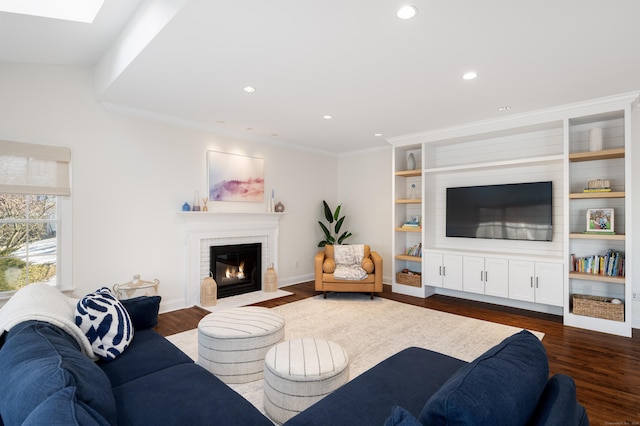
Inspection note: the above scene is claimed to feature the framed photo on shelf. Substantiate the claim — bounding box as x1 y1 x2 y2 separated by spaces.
586 208 614 233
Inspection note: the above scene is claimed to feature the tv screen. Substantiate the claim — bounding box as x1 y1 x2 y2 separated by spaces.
446 181 553 241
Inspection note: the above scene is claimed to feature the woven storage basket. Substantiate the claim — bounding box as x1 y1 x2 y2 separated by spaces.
572 294 624 322
113 275 159 300
396 272 421 288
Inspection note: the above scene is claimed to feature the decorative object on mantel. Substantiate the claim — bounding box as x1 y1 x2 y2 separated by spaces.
274 202 285 212
264 264 278 292
407 152 416 170
207 150 264 202
267 189 275 212
200 274 217 306
113 275 160 300
182 202 191 211
192 190 201 211
585 208 614 234
318 200 352 247
589 127 603 152
202 197 208 211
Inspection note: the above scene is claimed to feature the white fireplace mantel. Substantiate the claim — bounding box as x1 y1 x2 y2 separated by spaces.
178 212 283 306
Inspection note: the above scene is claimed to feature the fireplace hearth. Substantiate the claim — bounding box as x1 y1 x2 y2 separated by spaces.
210 243 262 298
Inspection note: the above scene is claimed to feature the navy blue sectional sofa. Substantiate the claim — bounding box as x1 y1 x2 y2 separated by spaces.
285 330 589 426
0 295 588 426
0 296 271 426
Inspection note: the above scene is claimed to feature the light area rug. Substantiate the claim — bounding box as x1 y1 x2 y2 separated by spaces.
167 293 544 417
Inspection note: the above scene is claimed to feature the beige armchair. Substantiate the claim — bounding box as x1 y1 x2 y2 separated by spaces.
314 245 383 299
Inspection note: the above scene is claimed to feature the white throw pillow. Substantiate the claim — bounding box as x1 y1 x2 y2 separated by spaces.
75 287 134 360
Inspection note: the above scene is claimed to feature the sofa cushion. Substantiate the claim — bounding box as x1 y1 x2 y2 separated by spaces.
419 330 548 426
362 257 374 273
111 362 273 425
22 386 111 426
98 328 193 387
0 321 116 425
322 257 336 273
76 287 134 360
121 295 161 330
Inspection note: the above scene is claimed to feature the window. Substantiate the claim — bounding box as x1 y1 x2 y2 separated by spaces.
0 140 71 296
0 194 59 291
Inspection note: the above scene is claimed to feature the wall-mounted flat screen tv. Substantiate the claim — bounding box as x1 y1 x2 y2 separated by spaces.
446 181 553 241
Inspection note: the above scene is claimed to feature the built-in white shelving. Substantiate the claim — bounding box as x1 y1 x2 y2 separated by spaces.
388 93 639 336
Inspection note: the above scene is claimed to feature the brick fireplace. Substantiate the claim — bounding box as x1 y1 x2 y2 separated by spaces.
179 212 282 306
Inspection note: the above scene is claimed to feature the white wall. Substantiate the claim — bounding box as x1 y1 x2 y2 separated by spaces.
337 147 392 284
0 63 338 311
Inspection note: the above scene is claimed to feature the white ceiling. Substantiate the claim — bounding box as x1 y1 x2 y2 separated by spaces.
2 0 640 154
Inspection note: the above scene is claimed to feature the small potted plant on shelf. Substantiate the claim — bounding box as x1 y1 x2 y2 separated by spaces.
318 200 352 247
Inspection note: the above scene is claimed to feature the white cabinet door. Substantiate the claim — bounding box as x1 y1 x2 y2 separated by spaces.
484 257 509 298
509 260 535 303
424 252 444 287
509 260 563 306
463 256 485 294
464 256 508 297
535 262 564 307
442 254 463 291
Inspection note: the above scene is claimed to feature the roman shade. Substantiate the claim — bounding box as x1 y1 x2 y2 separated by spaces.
0 140 71 196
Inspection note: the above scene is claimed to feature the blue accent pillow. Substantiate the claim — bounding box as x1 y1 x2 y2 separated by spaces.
384 406 423 426
419 330 549 426
76 287 134 361
0 321 116 425
121 295 161 330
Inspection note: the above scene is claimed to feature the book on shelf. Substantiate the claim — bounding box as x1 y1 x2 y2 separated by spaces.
582 188 612 193
570 250 624 277
401 216 421 229
405 243 422 257
401 222 421 229
583 178 611 192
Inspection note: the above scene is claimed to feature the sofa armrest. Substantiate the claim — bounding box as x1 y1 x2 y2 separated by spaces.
371 251 383 288
528 374 589 426
315 250 326 291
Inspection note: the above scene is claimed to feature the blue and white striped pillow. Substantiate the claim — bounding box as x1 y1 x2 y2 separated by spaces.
75 287 134 361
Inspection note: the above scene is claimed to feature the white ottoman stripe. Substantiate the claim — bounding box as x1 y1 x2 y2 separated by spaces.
263 338 349 424
197 307 285 384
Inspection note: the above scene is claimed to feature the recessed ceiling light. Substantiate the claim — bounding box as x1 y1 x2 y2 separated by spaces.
243 86 256 93
374 133 383 137
323 115 333 120
397 5 418 19
462 72 478 80
498 106 512 111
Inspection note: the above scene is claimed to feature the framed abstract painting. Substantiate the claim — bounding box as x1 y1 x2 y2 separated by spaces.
207 151 264 202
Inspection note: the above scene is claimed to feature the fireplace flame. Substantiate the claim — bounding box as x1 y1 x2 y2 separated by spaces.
224 262 246 280
237 262 245 279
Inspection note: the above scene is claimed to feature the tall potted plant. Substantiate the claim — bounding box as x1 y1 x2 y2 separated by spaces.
318 200 352 247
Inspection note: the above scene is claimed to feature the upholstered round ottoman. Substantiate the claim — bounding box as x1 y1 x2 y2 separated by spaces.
263 338 349 424
197 306 285 384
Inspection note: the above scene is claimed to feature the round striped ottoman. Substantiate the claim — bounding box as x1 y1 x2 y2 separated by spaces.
197 306 285 384
263 338 349 424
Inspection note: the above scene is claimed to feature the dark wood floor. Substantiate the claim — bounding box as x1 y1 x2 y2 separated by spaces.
156 282 640 425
